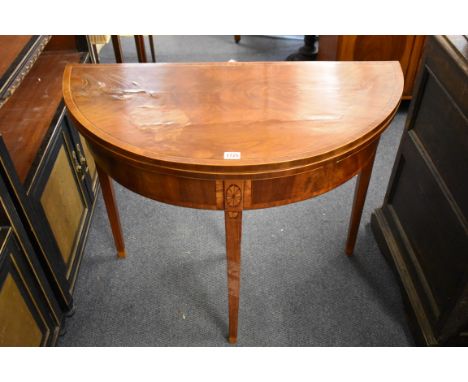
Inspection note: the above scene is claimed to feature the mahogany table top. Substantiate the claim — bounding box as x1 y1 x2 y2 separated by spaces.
63 61 403 177
63 60 404 343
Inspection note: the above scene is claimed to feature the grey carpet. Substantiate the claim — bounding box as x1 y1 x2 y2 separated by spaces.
58 36 413 346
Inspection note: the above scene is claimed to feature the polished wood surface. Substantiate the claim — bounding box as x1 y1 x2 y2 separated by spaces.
64 62 402 177
0 51 83 182
335 36 426 99
0 36 33 80
64 61 403 343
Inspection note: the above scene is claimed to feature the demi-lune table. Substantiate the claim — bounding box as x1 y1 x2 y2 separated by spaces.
63 61 403 343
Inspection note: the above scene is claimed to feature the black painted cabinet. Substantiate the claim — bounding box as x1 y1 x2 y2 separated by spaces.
372 35 468 346
25 108 96 294
0 36 98 345
0 175 62 346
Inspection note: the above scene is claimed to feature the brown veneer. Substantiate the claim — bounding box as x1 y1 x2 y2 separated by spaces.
0 51 83 182
63 61 403 343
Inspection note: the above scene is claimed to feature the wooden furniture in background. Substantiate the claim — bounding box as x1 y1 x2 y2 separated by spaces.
0 35 98 344
63 61 403 343
109 35 156 63
318 35 426 99
371 35 468 346
111 36 123 63
286 35 318 61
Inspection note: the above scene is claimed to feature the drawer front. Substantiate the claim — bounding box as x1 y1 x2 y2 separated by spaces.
387 133 468 324
409 45 468 217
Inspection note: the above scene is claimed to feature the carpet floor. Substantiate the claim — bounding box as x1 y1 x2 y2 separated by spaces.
58 36 413 346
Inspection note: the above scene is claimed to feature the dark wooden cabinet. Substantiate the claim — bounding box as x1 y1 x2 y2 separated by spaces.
371 35 468 345
26 108 96 291
318 35 426 99
0 35 98 344
0 175 61 346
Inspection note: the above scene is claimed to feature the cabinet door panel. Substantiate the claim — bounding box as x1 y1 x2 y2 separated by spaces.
40 145 87 271
27 108 93 294
0 228 51 346
0 273 43 346
388 134 468 322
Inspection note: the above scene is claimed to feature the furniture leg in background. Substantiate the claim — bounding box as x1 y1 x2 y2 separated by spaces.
148 35 156 62
110 35 156 63
111 35 123 63
286 35 318 61
134 35 147 63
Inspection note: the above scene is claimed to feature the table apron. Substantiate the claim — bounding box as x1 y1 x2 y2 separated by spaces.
87 139 378 211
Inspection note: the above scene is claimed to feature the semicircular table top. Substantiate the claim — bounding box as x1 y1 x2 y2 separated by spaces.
63 61 403 175
62 61 404 344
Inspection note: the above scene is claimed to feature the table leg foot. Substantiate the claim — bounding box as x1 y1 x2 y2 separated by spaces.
96 165 126 259
345 144 378 256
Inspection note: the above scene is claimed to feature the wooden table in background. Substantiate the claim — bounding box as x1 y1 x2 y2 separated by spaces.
63 61 403 343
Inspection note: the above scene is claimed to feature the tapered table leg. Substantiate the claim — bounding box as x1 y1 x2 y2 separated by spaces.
345 144 378 256
223 181 244 343
225 210 242 343
96 165 126 258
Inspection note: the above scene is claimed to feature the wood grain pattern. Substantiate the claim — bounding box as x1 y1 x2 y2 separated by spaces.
64 61 403 342
64 62 402 177
0 51 83 182
0 36 33 81
334 35 426 99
